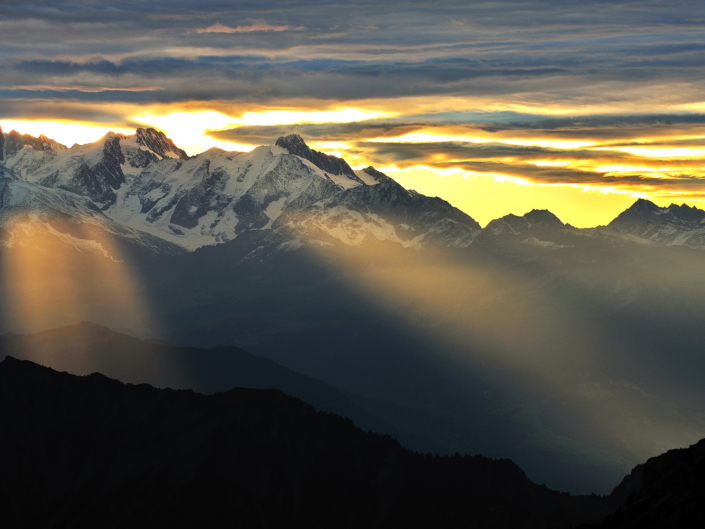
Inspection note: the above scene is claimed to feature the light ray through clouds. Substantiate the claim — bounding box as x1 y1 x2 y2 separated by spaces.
3 1 705 224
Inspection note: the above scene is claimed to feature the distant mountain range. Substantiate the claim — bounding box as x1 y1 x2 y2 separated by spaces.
3 125 704 256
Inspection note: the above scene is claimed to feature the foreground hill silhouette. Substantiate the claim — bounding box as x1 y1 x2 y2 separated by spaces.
0 321 440 453
598 439 705 528
0 357 616 528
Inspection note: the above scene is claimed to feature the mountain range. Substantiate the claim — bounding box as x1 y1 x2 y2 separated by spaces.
3 125 704 256
3 125 705 496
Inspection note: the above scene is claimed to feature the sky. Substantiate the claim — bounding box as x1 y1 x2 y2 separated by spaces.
3 0 705 226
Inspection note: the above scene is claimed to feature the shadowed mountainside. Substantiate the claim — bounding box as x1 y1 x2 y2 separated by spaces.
0 356 618 529
598 439 705 528
0 321 439 454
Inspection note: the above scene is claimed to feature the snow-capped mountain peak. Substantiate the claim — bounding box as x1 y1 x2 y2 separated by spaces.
2 128 483 252
134 128 188 160
282 171 482 248
275 133 364 183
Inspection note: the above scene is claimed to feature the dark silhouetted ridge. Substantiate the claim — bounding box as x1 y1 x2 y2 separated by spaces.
0 357 616 529
477 208 569 244
608 199 705 235
599 439 705 528
0 321 422 450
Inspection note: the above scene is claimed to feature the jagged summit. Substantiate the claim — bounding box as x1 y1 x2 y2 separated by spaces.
275 133 308 152
10 125 705 253
666 202 705 223
609 198 660 226
360 166 390 184
609 198 705 229
1 127 67 161
135 127 188 160
275 133 359 179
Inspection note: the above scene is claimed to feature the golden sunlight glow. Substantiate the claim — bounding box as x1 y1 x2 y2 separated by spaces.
390 167 647 228
369 133 496 144
502 139 596 149
6 106 705 225
133 108 387 156
132 111 254 155
0 120 134 148
0 215 157 336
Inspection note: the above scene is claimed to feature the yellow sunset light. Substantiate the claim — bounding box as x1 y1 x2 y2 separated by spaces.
133 108 386 156
132 111 253 155
369 133 495 144
0 120 134 148
501 139 596 149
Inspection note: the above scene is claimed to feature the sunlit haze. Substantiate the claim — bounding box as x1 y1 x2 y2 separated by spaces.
5 1 705 507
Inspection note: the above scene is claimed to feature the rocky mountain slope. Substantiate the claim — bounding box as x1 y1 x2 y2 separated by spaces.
1 127 483 251
283 167 481 248
5 125 705 253
0 165 183 256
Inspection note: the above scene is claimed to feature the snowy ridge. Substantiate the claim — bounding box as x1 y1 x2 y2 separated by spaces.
0 167 184 256
103 140 365 250
1 127 68 178
11 126 704 255
0 127 487 252
282 172 482 249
